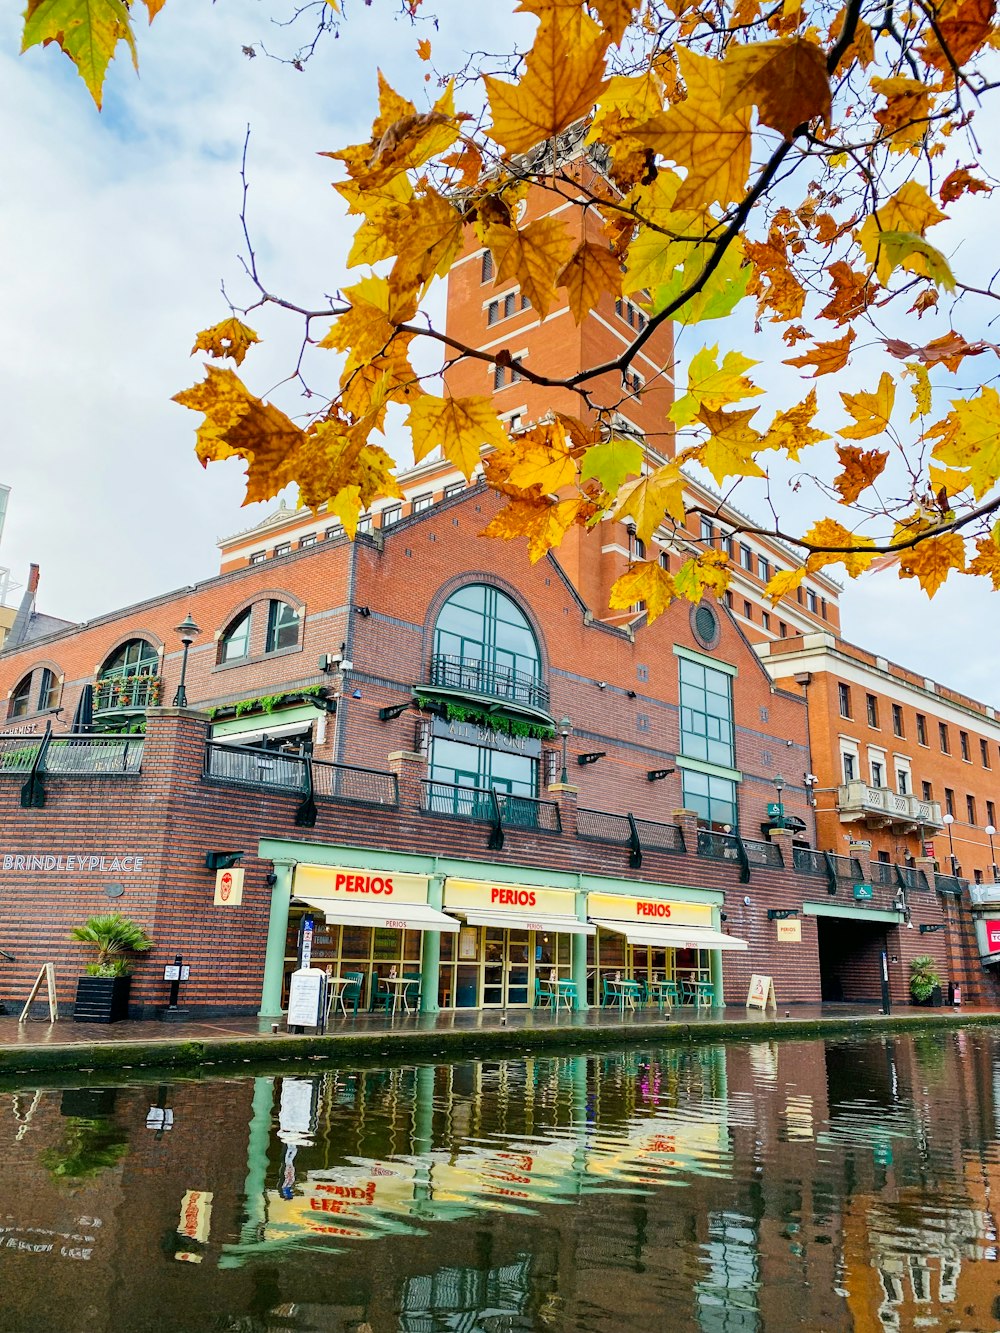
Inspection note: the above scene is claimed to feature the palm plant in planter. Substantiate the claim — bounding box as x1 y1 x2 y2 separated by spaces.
70 913 152 1024
909 955 942 1006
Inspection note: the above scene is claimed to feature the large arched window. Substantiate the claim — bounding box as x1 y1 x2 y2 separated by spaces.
8 674 31 719
431 584 543 710
266 600 300 653
96 639 160 712
219 609 252 663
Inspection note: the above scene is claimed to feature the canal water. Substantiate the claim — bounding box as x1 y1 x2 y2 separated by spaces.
3 1029 1000 1331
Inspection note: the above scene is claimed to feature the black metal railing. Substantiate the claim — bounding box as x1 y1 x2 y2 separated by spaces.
792 847 862 896
427 653 549 713
869 860 895 886
577 808 631 845
204 743 398 807
743 837 783 869
792 847 830 878
0 733 143 776
935 873 967 897
576 809 683 870
697 829 750 882
421 780 560 835
93 674 162 713
897 864 930 891
631 816 685 854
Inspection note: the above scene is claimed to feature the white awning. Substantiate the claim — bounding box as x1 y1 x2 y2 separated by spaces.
213 719 314 747
295 897 459 932
455 909 595 936
591 919 747 951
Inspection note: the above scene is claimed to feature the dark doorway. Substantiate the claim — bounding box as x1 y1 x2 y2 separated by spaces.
816 915 887 1002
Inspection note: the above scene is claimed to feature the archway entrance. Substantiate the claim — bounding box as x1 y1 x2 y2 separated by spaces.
816 915 889 1002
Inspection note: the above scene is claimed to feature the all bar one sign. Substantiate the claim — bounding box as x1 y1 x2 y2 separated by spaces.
2 852 146 873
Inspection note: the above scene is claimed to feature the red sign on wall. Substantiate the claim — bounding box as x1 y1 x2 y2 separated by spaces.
985 919 1000 954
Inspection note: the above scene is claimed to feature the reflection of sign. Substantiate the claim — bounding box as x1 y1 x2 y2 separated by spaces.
214 866 244 906
279 1078 319 1143
445 879 577 917
587 891 713 928
294 864 430 904
177 1190 212 1244
287 968 326 1028
776 919 801 943
458 925 478 960
746 974 777 1009
266 1162 418 1241
853 883 874 900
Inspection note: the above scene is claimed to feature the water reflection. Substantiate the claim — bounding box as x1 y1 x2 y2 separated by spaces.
5 1031 1000 1330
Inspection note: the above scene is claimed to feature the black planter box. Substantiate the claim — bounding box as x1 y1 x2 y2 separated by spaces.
73 976 132 1024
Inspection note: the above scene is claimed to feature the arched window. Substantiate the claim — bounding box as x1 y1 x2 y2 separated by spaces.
101 639 158 679
96 639 159 712
432 584 542 710
219 609 252 663
8 674 31 719
266 601 300 653
37 668 60 711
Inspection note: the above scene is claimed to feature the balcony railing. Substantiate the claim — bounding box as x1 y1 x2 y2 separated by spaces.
421 780 561 836
94 674 162 714
0 733 143 775
935 873 968 897
970 884 1000 907
836 782 943 831
204 743 398 807
426 653 550 714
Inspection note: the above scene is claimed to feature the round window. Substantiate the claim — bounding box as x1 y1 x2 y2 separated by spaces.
691 603 720 649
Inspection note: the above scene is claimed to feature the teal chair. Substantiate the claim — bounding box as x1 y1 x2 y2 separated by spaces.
401 972 421 1013
339 971 364 1017
371 976 394 1012
535 975 553 1008
662 980 682 1011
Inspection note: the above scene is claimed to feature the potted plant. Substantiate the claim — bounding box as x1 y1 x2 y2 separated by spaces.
70 912 152 1023
909 955 942 1007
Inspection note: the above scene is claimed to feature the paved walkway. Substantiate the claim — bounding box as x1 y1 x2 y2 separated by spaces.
1 1000 997 1079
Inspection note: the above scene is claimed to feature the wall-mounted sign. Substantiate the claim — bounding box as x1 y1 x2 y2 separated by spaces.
445 878 577 917
458 925 479 959
431 715 542 757
294 864 430 904
985 919 1000 954
776 919 801 943
1 853 145 873
849 839 872 852
214 866 244 906
853 883 874 900
587 891 713 929
0 723 40 737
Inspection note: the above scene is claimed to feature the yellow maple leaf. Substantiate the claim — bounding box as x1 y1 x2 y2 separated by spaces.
838 371 895 439
407 394 510 478
904 362 932 420
416 37 431 60
673 550 731 604
388 189 465 302
693 405 765 484
321 275 413 369
929 386 1000 500
173 366 306 505
802 517 876 577
482 496 589 562
720 37 831 140
921 0 996 71
832 444 889 503
857 182 949 284
968 533 1000 589
765 567 805 603
580 436 644 494
190 318 261 368
505 420 579 493
783 328 855 377
633 48 752 208
898 531 966 596
608 560 678 622
483 216 576 317
22 0 137 108
610 465 687 543
759 389 829 460
556 242 623 322
670 345 762 428
293 419 403 527
485 11 609 156
871 75 936 150
591 0 640 42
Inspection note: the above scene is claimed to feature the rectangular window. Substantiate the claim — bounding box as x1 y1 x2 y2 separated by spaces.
249 550 266 565
722 534 734 559
960 730 971 761
700 517 715 544
796 586 804 605
481 250 493 282
821 598 828 620
939 722 950 753
681 769 737 832
444 481 465 499
504 292 517 319
38 669 59 712
521 294 531 310
493 364 505 390
742 599 753 620
982 738 991 768
299 534 317 548
486 300 499 326
988 799 996 828
761 611 770 631
510 359 524 383
779 621 787 638
325 523 343 539
843 753 856 782
266 601 299 653
273 543 291 557
411 493 433 513
678 656 735 770
866 694 879 728
871 759 884 787
381 505 402 528
724 590 733 608
945 787 955 816
897 769 908 795
838 682 852 718
892 704 904 737
806 589 818 613
916 713 927 745
357 513 373 533
878 850 891 863
922 781 933 802
967 794 977 825
757 555 770 582
740 544 753 571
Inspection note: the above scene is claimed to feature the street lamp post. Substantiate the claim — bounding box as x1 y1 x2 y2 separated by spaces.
558 716 572 785
986 824 999 883
772 774 786 829
942 812 960 877
172 612 201 708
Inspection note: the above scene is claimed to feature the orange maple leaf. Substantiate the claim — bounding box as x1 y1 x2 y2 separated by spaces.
898 531 966 596
721 37 831 140
833 444 889 503
783 329 855 377
939 166 992 205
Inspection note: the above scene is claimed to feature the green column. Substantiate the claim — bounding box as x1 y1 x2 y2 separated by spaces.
420 875 444 1014
259 860 294 1018
710 946 724 1009
572 892 589 1010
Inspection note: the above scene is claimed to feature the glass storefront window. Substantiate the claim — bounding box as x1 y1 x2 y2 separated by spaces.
284 912 425 1010
587 929 710 1005
437 925 574 1009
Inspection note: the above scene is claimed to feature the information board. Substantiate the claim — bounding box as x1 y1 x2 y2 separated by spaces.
746 974 777 1010
287 968 327 1029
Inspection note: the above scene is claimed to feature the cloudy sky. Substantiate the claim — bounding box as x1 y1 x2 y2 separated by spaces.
2 0 998 703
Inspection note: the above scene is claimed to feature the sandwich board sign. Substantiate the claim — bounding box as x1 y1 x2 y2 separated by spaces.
746 974 777 1011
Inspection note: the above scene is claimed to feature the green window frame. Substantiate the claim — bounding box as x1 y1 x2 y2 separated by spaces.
37 668 59 711
679 656 734 770
266 601 299 654
8 674 31 719
220 609 252 663
100 638 158 681
682 769 738 832
433 584 541 701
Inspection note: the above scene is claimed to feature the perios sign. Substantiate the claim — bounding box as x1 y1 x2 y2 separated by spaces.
2 852 145 873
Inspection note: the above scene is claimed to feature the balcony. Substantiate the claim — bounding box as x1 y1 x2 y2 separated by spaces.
424 653 550 720
836 782 943 832
94 673 162 715
970 884 1000 907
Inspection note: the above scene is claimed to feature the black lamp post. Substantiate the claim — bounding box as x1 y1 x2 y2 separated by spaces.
987 824 998 882
559 716 572 785
172 612 200 708
772 774 786 829
943 812 960 876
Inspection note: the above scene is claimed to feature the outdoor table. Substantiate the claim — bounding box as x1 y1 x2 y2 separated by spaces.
606 979 641 1012
379 975 419 1015
648 979 680 1012
552 978 577 1010
324 975 354 1017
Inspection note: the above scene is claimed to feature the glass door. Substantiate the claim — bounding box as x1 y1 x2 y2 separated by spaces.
480 928 533 1007
482 928 506 1007
506 929 530 1005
